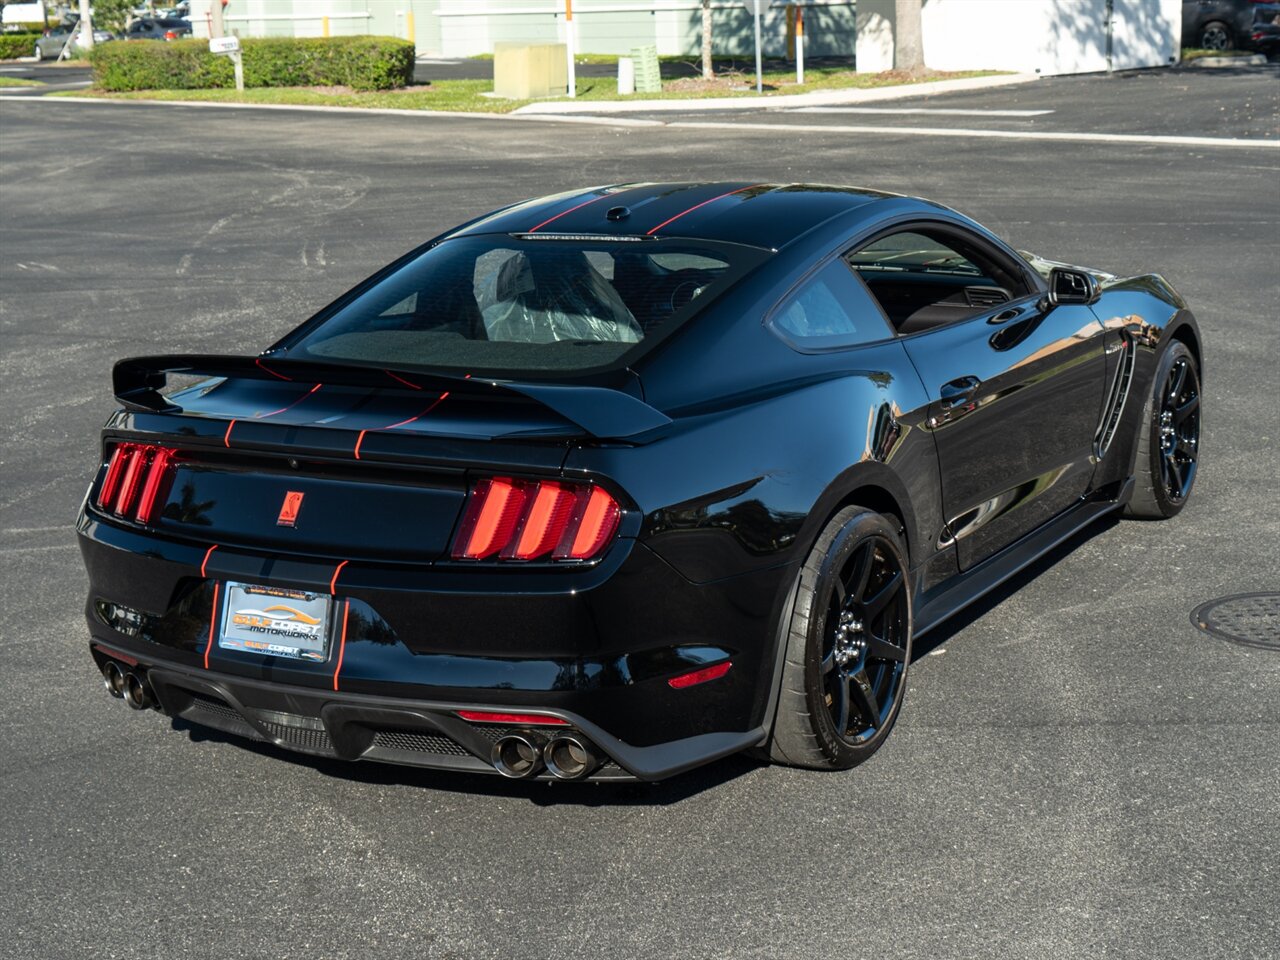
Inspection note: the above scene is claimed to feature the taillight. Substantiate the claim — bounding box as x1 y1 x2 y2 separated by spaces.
96 443 177 524
451 477 621 561
164 30 177 40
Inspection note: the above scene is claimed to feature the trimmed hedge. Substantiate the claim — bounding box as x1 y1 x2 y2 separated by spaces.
91 36 414 92
0 32 40 61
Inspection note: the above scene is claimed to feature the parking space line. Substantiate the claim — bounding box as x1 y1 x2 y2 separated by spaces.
668 120 1280 150
792 107 1054 117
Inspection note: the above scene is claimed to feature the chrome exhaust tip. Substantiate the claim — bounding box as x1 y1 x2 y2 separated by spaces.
122 671 153 711
491 734 544 779
102 661 126 699
543 735 599 781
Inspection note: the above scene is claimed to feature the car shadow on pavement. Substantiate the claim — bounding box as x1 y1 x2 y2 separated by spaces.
910 514 1120 660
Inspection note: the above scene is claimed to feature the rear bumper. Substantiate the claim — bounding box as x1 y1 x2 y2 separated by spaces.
91 645 763 781
78 509 790 780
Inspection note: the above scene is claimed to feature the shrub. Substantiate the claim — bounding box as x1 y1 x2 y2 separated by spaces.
91 36 415 93
0 32 40 61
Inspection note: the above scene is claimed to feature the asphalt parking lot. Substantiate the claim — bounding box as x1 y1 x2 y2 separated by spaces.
2 69 1278 959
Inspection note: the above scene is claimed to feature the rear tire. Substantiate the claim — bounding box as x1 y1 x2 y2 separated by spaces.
767 507 912 770
1125 341 1200 519
1199 21 1234 51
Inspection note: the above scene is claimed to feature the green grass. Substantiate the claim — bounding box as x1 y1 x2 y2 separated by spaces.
1181 47 1257 60
0 76 41 87
59 67 1005 114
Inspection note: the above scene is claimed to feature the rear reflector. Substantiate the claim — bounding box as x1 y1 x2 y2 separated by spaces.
451 477 621 562
456 710 569 726
667 661 732 689
97 443 178 525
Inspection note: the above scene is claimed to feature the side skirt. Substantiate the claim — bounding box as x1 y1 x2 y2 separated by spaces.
913 477 1134 638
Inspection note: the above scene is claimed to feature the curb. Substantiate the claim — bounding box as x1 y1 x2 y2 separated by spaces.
511 72 1036 115
0 94 664 126
1186 54 1268 68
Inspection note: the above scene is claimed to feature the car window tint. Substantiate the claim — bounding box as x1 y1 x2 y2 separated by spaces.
848 231 984 277
288 236 765 375
769 260 891 350
847 228 1030 335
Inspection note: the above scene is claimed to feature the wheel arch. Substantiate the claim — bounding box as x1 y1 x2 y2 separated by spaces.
1167 316 1203 382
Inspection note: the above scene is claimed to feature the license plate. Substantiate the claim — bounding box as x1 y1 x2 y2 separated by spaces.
218 582 332 662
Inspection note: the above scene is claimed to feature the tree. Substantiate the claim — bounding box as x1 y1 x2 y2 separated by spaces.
894 0 925 74
701 0 713 79
92 0 135 34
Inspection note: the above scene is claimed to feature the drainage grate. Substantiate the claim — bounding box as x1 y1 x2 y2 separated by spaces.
1191 593 1280 650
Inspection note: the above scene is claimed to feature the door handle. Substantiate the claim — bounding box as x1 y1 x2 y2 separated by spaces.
939 376 981 408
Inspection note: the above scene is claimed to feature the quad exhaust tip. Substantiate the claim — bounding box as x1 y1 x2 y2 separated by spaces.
543 735 599 781
102 661 126 699
491 734 544 779
122 671 153 711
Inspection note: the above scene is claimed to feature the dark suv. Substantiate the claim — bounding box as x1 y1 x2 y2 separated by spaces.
1183 0 1280 52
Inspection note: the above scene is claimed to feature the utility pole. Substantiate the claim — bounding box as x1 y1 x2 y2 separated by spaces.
77 0 94 52
211 0 226 38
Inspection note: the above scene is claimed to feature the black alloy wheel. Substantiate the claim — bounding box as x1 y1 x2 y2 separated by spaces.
1126 341 1201 519
820 536 909 745
768 507 913 770
1156 354 1200 504
1200 22 1234 51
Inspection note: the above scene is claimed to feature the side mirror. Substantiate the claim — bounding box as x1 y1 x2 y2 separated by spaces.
1048 267 1101 306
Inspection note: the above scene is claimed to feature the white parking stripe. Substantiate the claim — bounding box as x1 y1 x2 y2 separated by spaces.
793 107 1054 117
667 120 1280 150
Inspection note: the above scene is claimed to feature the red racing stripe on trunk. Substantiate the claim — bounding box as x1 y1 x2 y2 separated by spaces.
204 582 220 670
332 600 351 692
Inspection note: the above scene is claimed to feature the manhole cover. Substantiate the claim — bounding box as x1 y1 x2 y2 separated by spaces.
1191 593 1280 650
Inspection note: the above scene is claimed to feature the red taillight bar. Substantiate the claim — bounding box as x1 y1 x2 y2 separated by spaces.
96 443 177 525
456 710 569 726
451 477 621 562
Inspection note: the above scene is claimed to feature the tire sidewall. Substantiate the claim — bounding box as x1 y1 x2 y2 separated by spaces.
1142 341 1197 517
802 510 913 767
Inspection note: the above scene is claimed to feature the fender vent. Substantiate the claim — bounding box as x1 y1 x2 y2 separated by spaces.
1095 331 1136 458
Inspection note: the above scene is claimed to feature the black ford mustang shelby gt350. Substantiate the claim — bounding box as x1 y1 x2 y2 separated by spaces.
79 182 1202 781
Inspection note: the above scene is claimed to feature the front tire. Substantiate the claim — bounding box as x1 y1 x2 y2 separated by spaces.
1125 341 1200 519
767 507 912 770
32 43 43 62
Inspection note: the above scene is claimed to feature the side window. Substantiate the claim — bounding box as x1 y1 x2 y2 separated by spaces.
768 259 891 351
847 227 1032 336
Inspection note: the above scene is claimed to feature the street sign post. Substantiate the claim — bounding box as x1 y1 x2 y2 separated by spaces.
209 35 244 92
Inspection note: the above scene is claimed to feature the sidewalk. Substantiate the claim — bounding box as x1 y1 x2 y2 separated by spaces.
513 72 1036 115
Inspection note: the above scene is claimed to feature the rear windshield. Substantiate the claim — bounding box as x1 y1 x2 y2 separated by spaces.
284 235 766 376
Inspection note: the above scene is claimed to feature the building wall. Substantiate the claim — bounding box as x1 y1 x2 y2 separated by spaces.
856 0 1181 76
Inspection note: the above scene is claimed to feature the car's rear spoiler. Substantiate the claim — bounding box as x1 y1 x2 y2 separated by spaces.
112 354 672 441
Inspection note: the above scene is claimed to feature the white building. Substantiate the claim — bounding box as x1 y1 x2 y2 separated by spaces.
856 0 1182 76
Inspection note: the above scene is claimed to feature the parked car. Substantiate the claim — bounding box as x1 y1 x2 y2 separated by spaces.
81 183 1202 782
123 17 192 41
31 23 114 60
1183 0 1280 51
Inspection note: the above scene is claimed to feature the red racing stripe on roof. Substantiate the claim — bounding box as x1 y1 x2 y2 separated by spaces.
645 183 767 236
528 191 610 233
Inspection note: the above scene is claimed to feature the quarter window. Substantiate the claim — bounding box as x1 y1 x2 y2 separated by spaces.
768 260 891 351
